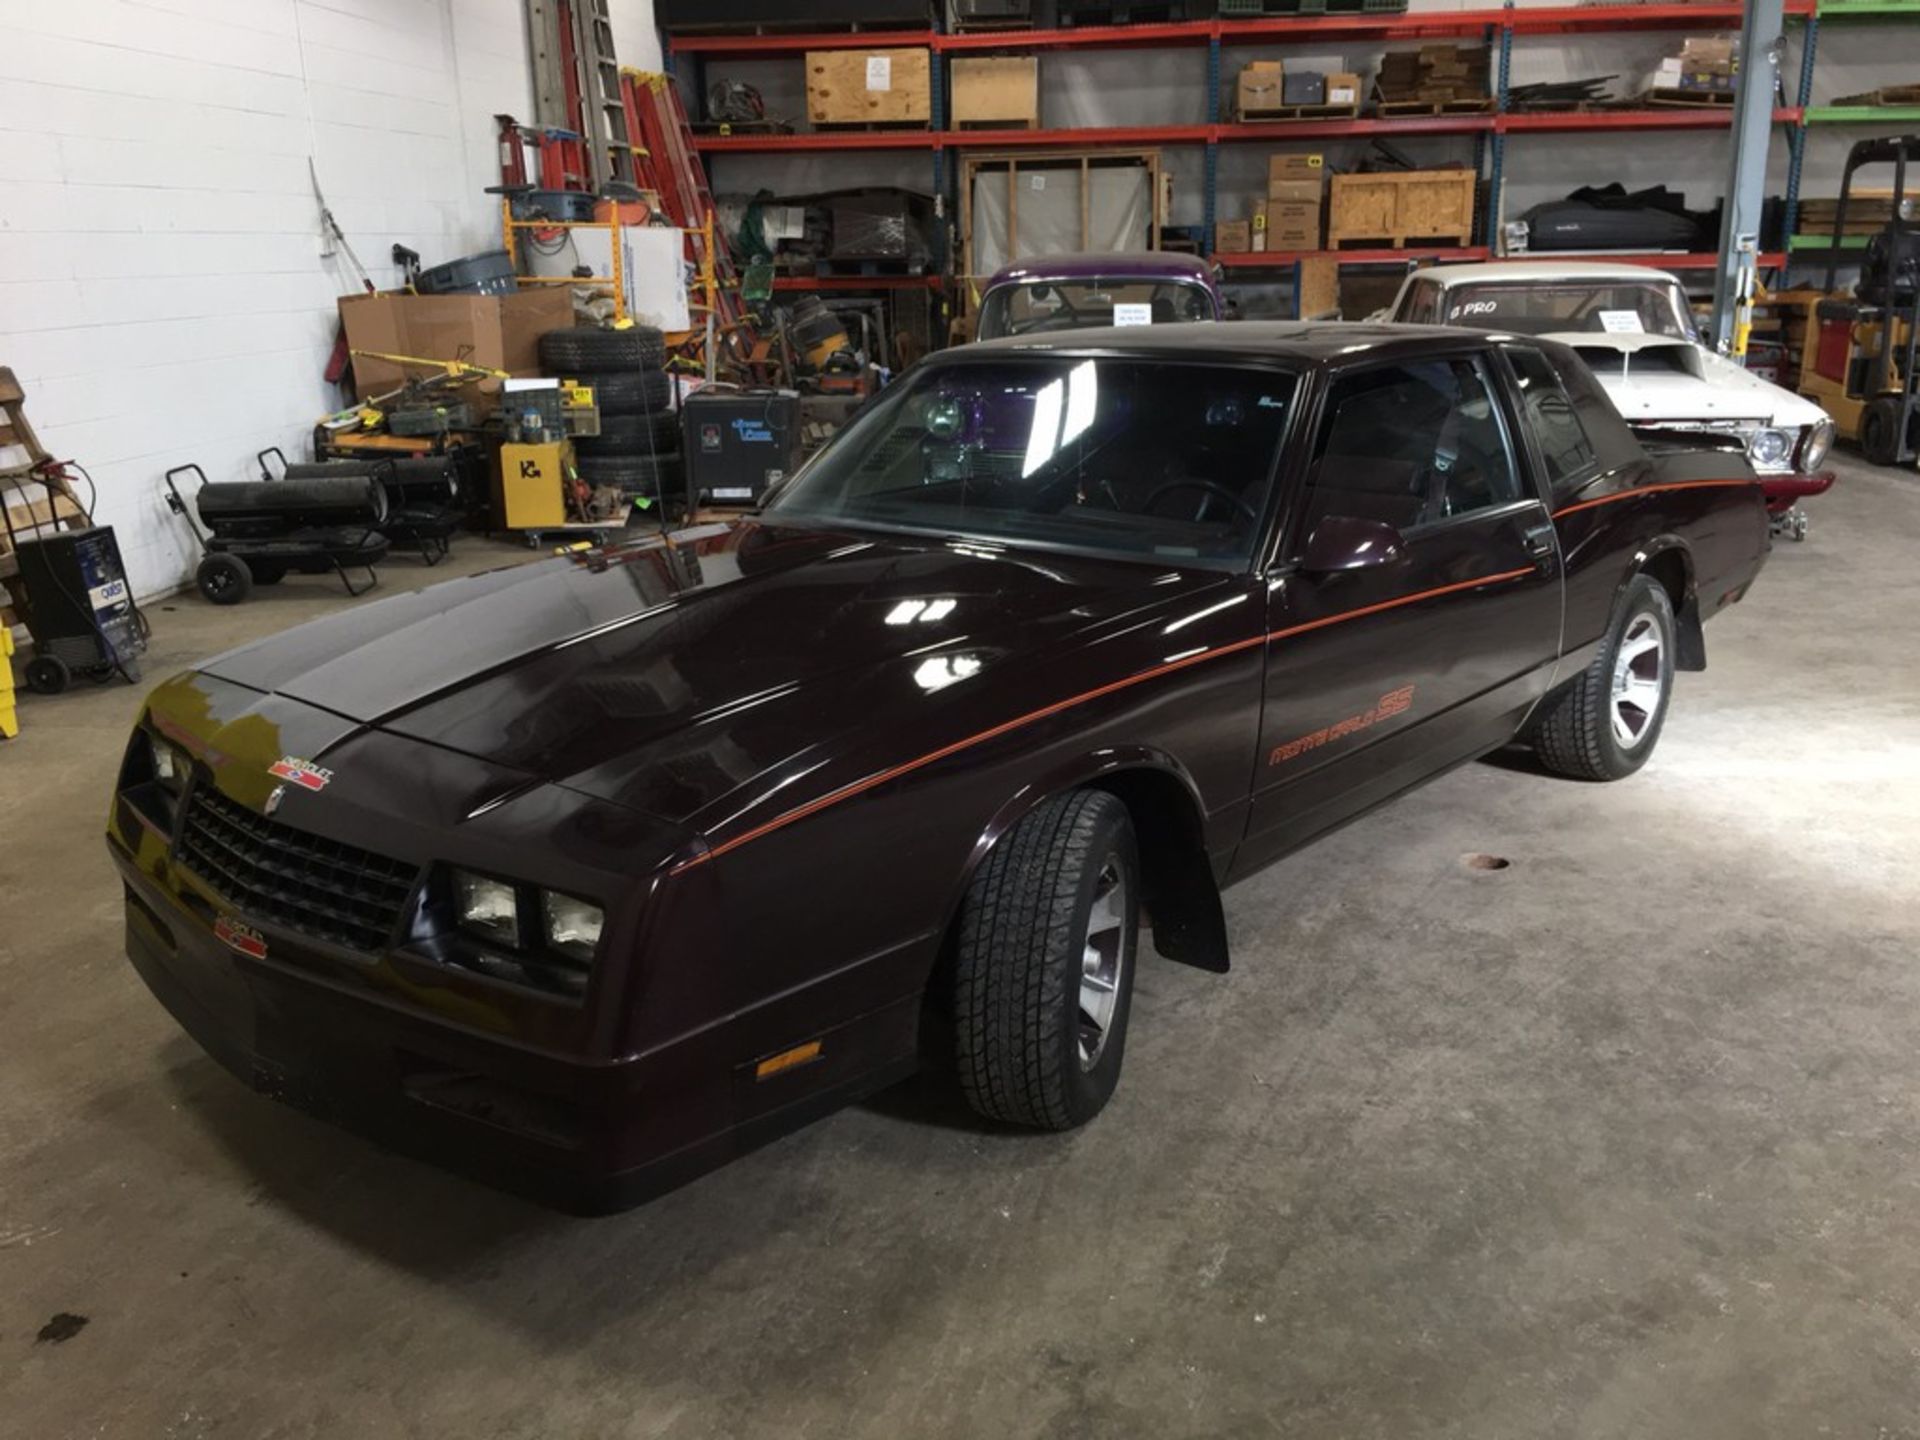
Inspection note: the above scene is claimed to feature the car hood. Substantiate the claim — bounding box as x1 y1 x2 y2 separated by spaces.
199 521 1225 826
1546 331 1828 428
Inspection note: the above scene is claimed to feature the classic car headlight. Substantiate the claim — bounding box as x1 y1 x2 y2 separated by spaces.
148 732 188 797
453 870 522 948
441 869 604 995
1799 418 1835 472
541 892 605 964
1747 427 1794 470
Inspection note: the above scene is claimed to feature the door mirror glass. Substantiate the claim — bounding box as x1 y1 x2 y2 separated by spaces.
1300 515 1405 574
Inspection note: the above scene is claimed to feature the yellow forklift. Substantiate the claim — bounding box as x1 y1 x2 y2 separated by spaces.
1788 135 1920 467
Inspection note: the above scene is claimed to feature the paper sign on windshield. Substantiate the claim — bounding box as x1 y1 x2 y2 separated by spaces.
1598 310 1644 334
1112 303 1153 326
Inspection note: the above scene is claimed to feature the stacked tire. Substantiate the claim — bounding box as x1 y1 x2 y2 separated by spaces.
538 325 681 509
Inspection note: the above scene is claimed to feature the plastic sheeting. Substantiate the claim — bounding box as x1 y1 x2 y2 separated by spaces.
969 162 1151 278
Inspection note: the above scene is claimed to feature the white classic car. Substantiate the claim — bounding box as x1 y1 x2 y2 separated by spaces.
1380 262 1836 538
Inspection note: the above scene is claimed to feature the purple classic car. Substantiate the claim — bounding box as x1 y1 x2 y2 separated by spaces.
975 251 1225 340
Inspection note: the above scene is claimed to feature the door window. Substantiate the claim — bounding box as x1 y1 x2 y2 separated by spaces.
1506 346 1598 483
1401 278 1441 324
1294 356 1523 544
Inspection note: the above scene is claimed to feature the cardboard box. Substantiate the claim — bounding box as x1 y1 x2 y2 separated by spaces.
1283 71 1326 106
951 55 1038 127
1269 152 1326 183
1325 71 1362 108
337 287 575 411
805 48 932 125
1268 178 1324 204
1237 60 1285 114
1215 219 1252 254
1681 35 1736 66
1261 201 1321 248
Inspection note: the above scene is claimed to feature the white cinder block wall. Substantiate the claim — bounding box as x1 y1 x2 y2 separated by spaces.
0 0 656 601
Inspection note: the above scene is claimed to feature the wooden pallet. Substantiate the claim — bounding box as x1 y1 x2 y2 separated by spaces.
1642 88 1734 108
1234 101 1363 123
1328 231 1473 250
1375 97 1496 117
1832 84 1920 107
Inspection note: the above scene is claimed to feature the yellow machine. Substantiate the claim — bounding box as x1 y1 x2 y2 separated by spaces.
499 440 573 529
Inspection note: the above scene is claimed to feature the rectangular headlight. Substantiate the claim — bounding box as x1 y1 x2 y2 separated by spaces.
148 733 188 794
541 892 603 964
453 870 521 949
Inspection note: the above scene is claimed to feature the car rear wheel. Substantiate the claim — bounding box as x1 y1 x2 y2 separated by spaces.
953 789 1140 1130
1530 573 1676 781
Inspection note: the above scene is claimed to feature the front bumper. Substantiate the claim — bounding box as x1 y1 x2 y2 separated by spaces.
1758 469 1836 513
112 842 917 1213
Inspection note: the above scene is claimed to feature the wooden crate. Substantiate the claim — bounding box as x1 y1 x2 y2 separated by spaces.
1328 168 1476 247
805 48 932 126
951 56 1039 128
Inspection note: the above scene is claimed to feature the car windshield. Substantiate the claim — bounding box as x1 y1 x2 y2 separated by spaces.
977 280 1215 339
763 357 1296 569
1435 280 1695 340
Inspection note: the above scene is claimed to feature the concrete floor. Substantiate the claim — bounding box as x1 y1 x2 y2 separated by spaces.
5 458 1919 1439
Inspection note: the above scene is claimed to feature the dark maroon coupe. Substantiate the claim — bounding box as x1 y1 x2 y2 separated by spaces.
110 324 1770 1211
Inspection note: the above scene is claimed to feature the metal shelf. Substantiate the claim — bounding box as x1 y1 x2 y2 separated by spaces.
667 28 934 56
1499 107 1803 132
1812 0 1920 17
666 4 1820 58
770 273 944 291
1215 114 1494 142
1804 104 1920 123
1214 247 1490 269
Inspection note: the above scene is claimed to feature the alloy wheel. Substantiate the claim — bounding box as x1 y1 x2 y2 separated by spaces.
1077 856 1132 1071
1610 612 1667 749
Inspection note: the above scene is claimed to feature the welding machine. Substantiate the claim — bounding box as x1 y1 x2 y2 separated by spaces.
13 526 146 692
681 389 801 508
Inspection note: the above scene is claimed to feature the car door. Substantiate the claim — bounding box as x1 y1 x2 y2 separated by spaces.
1232 350 1564 876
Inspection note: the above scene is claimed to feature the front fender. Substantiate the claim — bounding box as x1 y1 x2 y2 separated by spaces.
938 747 1231 976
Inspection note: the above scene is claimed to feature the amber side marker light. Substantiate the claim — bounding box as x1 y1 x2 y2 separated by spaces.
755 1041 823 1081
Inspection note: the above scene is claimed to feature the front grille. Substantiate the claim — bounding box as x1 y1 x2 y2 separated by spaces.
176 784 420 954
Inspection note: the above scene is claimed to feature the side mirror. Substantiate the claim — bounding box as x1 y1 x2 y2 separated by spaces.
1300 515 1406 574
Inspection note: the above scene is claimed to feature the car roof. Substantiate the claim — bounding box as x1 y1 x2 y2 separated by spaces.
982 251 1216 288
1412 261 1683 286
961 319 1508 366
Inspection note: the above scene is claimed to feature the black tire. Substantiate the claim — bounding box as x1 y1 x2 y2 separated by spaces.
539 325 666 375
953 789 1140 1130
245 559 287 585
1530 574 1676 781
1859 397 1905 467
25 654 70 695
196 553 253 606
575 450 683 494
574 409 680 456
580 369 673 416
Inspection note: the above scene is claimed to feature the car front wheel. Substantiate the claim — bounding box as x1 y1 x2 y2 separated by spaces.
953 789 1140 1130
1530 573 1676 781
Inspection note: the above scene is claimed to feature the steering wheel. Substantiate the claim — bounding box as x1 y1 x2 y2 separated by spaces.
1144 478 1256 525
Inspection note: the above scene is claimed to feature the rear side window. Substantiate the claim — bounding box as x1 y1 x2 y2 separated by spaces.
1507 346 1597 484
